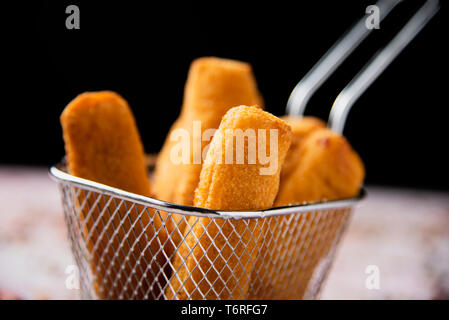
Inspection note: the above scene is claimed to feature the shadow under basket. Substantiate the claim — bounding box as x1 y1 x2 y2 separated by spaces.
50 161 365 300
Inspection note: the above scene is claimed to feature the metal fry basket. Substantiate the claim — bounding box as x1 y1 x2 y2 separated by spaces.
50 161 364 300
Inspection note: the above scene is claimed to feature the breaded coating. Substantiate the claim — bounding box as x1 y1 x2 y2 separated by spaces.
61 91 151 195
165 106 292 300
61 91 166 299
275 128 365 205
152 57 263 256
153 57 263 205
279 116 326 181
251 128 364 299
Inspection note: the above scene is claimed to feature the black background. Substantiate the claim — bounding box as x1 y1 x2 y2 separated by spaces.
2 0 448 190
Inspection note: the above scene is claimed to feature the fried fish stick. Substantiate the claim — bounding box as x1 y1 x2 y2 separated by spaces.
153 57 263 256
279 116 326 181
61 91 166 299
154 57 263 205
275 128 364 205
165 106 292 300
252 128 364 299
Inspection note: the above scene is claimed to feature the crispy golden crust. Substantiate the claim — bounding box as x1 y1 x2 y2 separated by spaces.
61 91 166 299
279 116 326 182
195 106 292 210
61 91 151 196
153 57 264 206
165 106 292 300
275 128 365 205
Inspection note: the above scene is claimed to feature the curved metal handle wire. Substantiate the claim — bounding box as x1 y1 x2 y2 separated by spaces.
329 0 439 134
286 0 401 117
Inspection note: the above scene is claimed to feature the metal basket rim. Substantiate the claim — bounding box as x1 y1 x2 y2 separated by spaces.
49 162 365 219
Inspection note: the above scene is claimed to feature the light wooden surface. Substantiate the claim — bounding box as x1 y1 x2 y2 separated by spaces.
0 167 448 299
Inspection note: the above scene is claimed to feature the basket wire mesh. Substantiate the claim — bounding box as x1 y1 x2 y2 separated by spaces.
51 163 362 300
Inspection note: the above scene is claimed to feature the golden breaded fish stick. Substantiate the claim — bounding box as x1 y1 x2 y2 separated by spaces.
61 91 166 299
154 57 263 205
165 106 292 300
275 128 364 205
153 57 263 256
279 116 326 181
251 128 364 299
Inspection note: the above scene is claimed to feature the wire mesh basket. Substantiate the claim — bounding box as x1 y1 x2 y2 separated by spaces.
50 161 364 300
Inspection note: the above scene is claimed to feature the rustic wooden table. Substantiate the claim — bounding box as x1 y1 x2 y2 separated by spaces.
1 167 448 299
